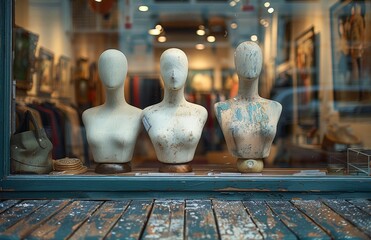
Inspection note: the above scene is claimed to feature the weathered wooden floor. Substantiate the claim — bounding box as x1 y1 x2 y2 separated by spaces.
0 199 370 239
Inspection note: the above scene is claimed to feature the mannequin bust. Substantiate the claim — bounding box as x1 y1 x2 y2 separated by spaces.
82 49 142 174
214 41 282 173
142 48 208 172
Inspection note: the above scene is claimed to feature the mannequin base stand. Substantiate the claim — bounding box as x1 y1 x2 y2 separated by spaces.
95 163 131 174
159 163 192 173
236 158 264 173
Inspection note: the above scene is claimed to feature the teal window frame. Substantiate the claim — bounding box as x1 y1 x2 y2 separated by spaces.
1 1 370 199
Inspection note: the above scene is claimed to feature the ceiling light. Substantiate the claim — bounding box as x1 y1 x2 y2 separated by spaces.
195 44 205 50
148 28 161 35
229 1 236 7
264 2 270 8
263 22 269 27
235 0 240 2
158 36 167 43
230 23 238 29
199 25 205 30
155 25 162 30
95 0 102 2
250 35 258 42
207 36 216 43
196 29 206 36
268 7 274 13
138 5 149 12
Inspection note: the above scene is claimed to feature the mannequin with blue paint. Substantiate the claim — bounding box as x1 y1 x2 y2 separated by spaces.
214 41 282 173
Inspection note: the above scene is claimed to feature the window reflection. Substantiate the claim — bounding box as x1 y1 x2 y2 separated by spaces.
13 0 371 175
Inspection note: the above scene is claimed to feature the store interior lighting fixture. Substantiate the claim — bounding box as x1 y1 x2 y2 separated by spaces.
207 35 216 43
195 44 205 50
138 5 149 12
250 35 258 41
268 7 274 13
264 2 270 8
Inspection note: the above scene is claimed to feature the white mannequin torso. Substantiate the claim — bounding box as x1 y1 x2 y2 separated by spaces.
83 104 142 163
142 48 207 164
82 49 142 164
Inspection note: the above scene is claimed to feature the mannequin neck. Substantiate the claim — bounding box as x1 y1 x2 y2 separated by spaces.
163 87 186 106
237 76 260 99
104 84 126 108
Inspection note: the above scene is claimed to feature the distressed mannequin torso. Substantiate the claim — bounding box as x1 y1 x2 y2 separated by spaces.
142 48 207 168
215 41 282 172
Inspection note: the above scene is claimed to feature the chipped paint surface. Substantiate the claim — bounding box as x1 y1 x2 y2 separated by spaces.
213 200 263 239
215 98 281 158
293 200 370 239
0 199 370 239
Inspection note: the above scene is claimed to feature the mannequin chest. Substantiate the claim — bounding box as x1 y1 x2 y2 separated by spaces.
85 114 141 149
143 112 203 147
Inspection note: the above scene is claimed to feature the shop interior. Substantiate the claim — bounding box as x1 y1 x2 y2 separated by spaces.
12 0 371 176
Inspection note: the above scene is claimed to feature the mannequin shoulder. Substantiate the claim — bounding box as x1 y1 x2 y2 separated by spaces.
267 99 282 112
142 103 161 116
214 99 234 112
187 102 208 117
82 106 102 123
123 105 142 117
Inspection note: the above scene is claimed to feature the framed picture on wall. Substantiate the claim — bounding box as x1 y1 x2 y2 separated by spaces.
221 68 238 98
37 47 54 95
295 26 319 129
13 26 39 91
186 69 214 93
330 0 371 116
55 56 71 97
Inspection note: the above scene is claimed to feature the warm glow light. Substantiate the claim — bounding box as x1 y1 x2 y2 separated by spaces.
263 22 269 27
207 36 216 43
138 5 149 12
148 28 161 35
158 36 167 42
230 23 238 29
195 44 205 50
250 35 258 42
196 29 206 36
229 1 236 7
199 25 205 30
264 2 270 8
268 7 274 13
235 0 240 2
95 0 102 2
155 24 162 30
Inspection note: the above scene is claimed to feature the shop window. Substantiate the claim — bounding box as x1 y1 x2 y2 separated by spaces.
4 0 371 182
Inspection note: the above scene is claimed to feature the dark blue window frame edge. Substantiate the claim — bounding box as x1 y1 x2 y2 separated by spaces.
1 1 371 200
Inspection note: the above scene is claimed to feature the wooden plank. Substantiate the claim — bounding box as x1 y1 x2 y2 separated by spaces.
68 200 129 240
0 200 48 231
292 200 369 239
213 200 262 239
348 199 371 215
142 200 184 240
26 200 102 240
267 200 330 239
0 200 70 239
324 199 371 237
185 200 218 240
0 200 20 214
243 201 297 240
105 200 153 240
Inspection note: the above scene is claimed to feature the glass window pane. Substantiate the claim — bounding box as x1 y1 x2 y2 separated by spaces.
12 0 371 176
